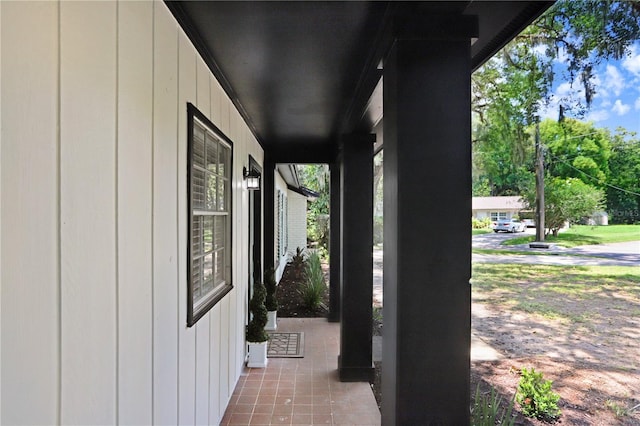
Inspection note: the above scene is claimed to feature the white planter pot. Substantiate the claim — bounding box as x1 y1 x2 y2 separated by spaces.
247 341 268 368
265 310 278 331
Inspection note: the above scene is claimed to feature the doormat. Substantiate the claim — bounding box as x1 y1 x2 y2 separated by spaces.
267 332 304 358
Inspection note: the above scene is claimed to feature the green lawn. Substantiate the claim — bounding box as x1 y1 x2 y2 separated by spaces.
471 263 640 321
502 224 640 248
472 229 493 236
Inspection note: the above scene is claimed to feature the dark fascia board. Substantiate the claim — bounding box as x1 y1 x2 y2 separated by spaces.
287 184 319 199
165 1 265 149
469 1 554 71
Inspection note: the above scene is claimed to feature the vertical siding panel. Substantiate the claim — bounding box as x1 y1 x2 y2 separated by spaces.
219 299 230 409
207 69 223 414
0 3 59 424
208 304 222 424
152 3 179 424
208 78 225 425
0 4 3 419
228 111 242 394
216 82 231 137
227 289 238 396
59 2 117 423
178 31 197 426
194 57 211 426
117 1 153 424
210 79 223 126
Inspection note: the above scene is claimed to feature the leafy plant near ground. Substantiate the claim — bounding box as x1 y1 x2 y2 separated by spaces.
605 399 629 417
264 268 278 311
471 384 515 426
246 280 269 343
515 367 561 420
289 247 307 279
299 250 326 310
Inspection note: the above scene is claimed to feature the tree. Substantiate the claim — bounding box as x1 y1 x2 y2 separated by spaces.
524 177 605 236
297 164 330 248
540 118 611 186
472 0 640 198
607 130 640 223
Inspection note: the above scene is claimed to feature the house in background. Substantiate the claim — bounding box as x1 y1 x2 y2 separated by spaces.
472 196 526 222
1 1 552 424
274 164 317 281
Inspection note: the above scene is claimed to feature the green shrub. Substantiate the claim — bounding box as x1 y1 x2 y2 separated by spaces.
299 250 326 310
246 280 269 342
515 367 561 420
264 268 278 311
471 384 515 426
472 217 493 229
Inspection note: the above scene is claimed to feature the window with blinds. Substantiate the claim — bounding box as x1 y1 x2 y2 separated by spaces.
275 190 288 261
187 103 233 327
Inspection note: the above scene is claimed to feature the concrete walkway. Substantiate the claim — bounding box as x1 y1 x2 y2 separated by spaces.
473 235 640 266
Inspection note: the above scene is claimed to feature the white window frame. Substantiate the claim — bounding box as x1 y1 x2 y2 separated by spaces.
187 103 233 327
490 212 508 221
276 190 288 259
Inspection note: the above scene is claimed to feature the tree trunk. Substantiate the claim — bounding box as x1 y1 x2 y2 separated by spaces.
535 122 545 242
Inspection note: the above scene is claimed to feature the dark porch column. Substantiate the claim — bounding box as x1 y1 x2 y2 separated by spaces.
381 17 477 425
328 160 341 323
339 134 374 382
263 153 276 271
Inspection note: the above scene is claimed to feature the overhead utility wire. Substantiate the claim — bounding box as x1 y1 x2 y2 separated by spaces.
545 151 640 197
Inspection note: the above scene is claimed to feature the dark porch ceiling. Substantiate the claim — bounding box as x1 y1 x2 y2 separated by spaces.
167 1 552 154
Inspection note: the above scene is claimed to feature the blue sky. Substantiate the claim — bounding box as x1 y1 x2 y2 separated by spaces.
540 41 640 136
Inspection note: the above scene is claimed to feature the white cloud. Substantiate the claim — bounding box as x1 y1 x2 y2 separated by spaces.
622 44 640 77
555 82 573 96
586 109 610 122
604 65 625 96
612 99 631 116
554 46 569 65
537 100 559 121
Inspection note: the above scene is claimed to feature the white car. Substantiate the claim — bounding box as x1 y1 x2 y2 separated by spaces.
493 219 526 233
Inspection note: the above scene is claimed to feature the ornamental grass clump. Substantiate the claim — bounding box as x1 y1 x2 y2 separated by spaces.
471 384 515 426
246 280 269 343
299 250 326 310
515 367 561 421
289 247 307 279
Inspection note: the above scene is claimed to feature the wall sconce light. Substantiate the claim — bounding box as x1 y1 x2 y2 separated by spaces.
243 166 261 190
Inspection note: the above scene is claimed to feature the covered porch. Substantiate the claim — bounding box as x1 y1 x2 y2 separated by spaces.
222 318 380 425
168 2 552 423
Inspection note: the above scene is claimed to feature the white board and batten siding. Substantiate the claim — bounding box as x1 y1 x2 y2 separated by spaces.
0 2 261 425
288 191 309 255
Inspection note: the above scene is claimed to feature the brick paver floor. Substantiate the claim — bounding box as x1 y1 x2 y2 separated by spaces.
222 318 380 425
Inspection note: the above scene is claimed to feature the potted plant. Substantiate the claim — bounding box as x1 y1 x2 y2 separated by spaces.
246 279 269 368
264 268 278 331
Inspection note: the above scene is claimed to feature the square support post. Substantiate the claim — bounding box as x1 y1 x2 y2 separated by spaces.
339 134 374 382
263 154 276 271
382 27 475 424
328 160 341 323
